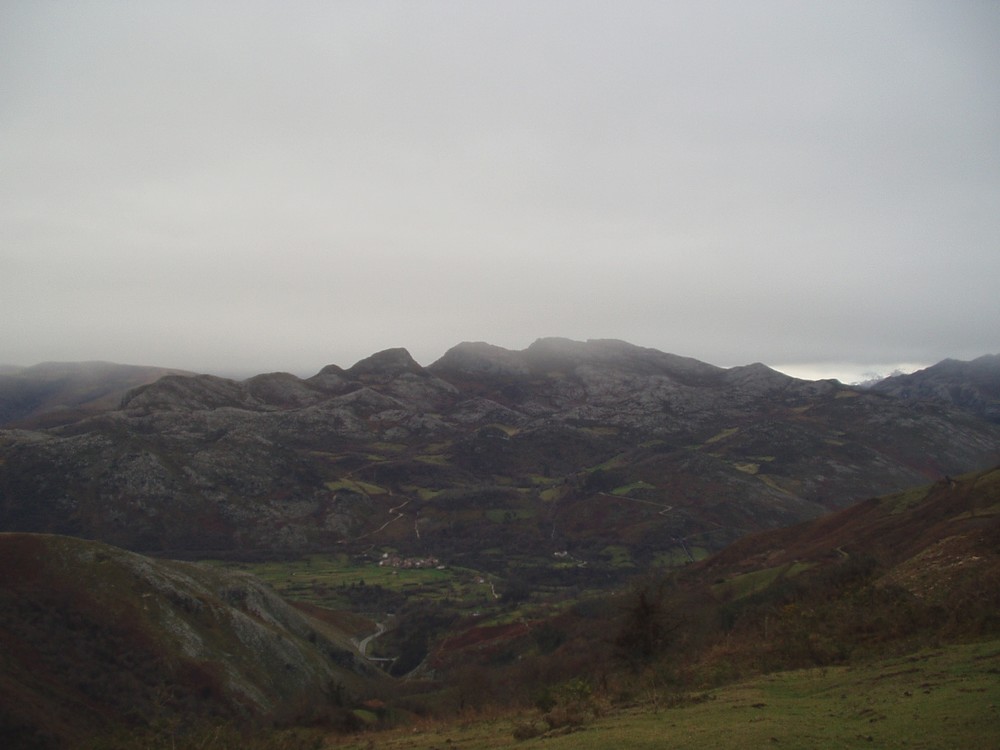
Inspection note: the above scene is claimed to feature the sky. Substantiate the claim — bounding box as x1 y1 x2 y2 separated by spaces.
2 1 998 383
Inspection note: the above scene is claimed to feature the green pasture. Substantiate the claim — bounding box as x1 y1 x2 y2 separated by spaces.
415 453 450 465
610 480 657 495
331 639 1000 749
703 426 739 445
712 561 815 601
205 554 494 610
650 545 710 567
539 485 569 502
324 478 388 495
600 545 635 568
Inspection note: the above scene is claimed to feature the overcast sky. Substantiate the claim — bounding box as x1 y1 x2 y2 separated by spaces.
2 1 998 382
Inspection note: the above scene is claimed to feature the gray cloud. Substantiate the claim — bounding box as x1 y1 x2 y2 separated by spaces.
2 1 998 379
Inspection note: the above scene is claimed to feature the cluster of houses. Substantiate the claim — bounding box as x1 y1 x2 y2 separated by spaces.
378 552 444 570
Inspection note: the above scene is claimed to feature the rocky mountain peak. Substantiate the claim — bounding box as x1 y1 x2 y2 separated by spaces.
724 362 793 385
312 363 346 377
873 352 1000 423
429 341 530 378
346 347 424 379
120 373 253 412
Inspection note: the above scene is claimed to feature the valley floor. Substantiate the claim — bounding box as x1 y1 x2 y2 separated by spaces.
329 640 1000 750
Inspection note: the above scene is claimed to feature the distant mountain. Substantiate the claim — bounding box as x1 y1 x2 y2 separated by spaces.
0 361 194 427
0 340 998 570
872 354 1000 423
0 532 382 747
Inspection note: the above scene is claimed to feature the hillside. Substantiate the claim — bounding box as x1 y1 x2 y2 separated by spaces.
400 465 1000 718
0 361 194 428
334 641 1000 750
1 340 998 574
0 533 384 748
684 465 1000 658
872 353 1000 423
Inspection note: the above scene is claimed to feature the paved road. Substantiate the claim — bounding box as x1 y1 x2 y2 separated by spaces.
356 621 387 657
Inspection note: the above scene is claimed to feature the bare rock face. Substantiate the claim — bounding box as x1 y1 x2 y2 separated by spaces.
121 374 259 412
1 340 999 561
243 372 329 408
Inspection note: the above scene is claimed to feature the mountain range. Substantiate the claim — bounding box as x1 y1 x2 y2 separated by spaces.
1 339 998 574
2 338 1000 746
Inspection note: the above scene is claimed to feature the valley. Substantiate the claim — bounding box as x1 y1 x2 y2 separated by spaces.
1 341 999 747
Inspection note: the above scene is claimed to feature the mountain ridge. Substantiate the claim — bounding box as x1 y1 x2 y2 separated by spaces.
2 340 998 564
872 353 1000 423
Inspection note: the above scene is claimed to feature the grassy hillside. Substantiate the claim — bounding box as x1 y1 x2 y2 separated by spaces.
331 640 1000 749
0 533 386 749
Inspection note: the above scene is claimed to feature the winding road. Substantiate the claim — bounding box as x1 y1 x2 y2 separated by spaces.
355 621 387 657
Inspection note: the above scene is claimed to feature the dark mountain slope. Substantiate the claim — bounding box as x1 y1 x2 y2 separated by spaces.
872 353 1000 423
0 533 382 747
0 341 997 565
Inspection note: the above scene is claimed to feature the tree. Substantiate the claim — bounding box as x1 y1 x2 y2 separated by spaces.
614 580 673 669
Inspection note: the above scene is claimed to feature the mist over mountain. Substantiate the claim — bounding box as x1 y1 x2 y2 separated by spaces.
0 361 194 428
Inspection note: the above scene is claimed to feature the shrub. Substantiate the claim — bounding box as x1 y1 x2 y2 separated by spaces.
511 720 544 741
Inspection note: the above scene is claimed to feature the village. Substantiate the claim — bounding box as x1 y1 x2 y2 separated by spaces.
377 552 444 570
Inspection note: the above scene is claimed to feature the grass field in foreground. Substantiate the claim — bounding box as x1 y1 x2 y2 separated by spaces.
330 639 1000 749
